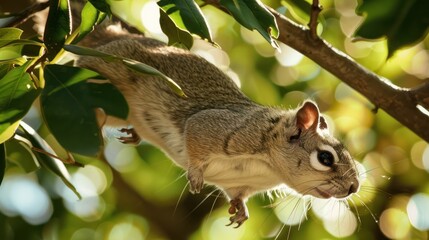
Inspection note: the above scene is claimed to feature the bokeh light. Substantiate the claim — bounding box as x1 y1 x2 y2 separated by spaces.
410 141 428 170
275 43 304 67
274 195 309 226
322 206 357 238
0 175 53 225
70 228 96 240
407 193 429 231
109 222 144 240
58 165 108 221
379 208 411 239
422 145 429 173
311 198 358 237
105 140 139 172
208 217 245 240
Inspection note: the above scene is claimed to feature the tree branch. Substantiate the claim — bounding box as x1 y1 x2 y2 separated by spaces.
265 8 429 142
205 2 429 142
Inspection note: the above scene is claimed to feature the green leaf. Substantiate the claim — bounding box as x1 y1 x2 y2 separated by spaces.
0 45 23 61
88 0 112 15
355 0 429 56
0 64 11 78
64 44 115 59
19 121 81 199
281 0 311 24
158 0 213 42
0 28 23 48
0 39 44 63
42 64 128 156
0 143 5 185
159 8 194 49
122 59 186 97
219 0 279 48
5 134 41 173
44 66 102 95
44 0 71 60
75 1 101 43
0 121 19 145
0 39 45 49
0 62 40 144
64 44 186 97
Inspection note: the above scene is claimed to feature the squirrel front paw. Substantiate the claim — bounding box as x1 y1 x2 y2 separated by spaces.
187 167 204 194
226 198 249 228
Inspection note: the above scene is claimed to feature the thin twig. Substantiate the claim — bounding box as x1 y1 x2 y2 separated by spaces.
308 0 322 39
31 146 83 167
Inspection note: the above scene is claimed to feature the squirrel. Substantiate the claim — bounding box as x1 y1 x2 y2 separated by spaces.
77 34 361 226
36 3 361 227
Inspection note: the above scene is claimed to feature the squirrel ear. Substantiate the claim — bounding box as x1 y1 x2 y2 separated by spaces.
319 116 328 130
296 101 320 130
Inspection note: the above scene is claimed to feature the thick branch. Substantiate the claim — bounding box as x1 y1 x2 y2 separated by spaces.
205 3 429 141
267 9 429 142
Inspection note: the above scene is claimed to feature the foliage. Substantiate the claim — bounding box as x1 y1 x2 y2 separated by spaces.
0 0 429 239
355 0 429 57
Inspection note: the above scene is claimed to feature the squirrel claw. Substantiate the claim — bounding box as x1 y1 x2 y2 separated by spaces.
226 198 249 228
118 128 141 144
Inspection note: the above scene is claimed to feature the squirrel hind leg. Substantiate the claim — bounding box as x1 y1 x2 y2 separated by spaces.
117 128 141 145
95 108 140 144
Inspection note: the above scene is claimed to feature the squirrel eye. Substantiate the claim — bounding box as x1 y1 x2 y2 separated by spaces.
309 146 338 171
318 151 334 167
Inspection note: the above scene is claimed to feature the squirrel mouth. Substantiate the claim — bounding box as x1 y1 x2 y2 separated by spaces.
315 188 332 199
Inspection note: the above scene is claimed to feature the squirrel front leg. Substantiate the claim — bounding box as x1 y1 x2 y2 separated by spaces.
184 108 245 193
184 107 274 226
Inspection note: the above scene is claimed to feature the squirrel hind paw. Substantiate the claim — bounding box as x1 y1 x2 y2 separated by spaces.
117 128 141 145
226 198 249 228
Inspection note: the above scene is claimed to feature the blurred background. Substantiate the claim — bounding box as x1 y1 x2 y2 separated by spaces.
1 0 429 239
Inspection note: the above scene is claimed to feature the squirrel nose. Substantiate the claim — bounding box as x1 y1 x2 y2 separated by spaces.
348 182 359 195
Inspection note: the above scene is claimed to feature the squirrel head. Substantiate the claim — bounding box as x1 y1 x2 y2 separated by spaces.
271 101 360 199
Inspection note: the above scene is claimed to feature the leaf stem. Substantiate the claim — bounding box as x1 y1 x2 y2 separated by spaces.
31 146 83 167
50 27 81 64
